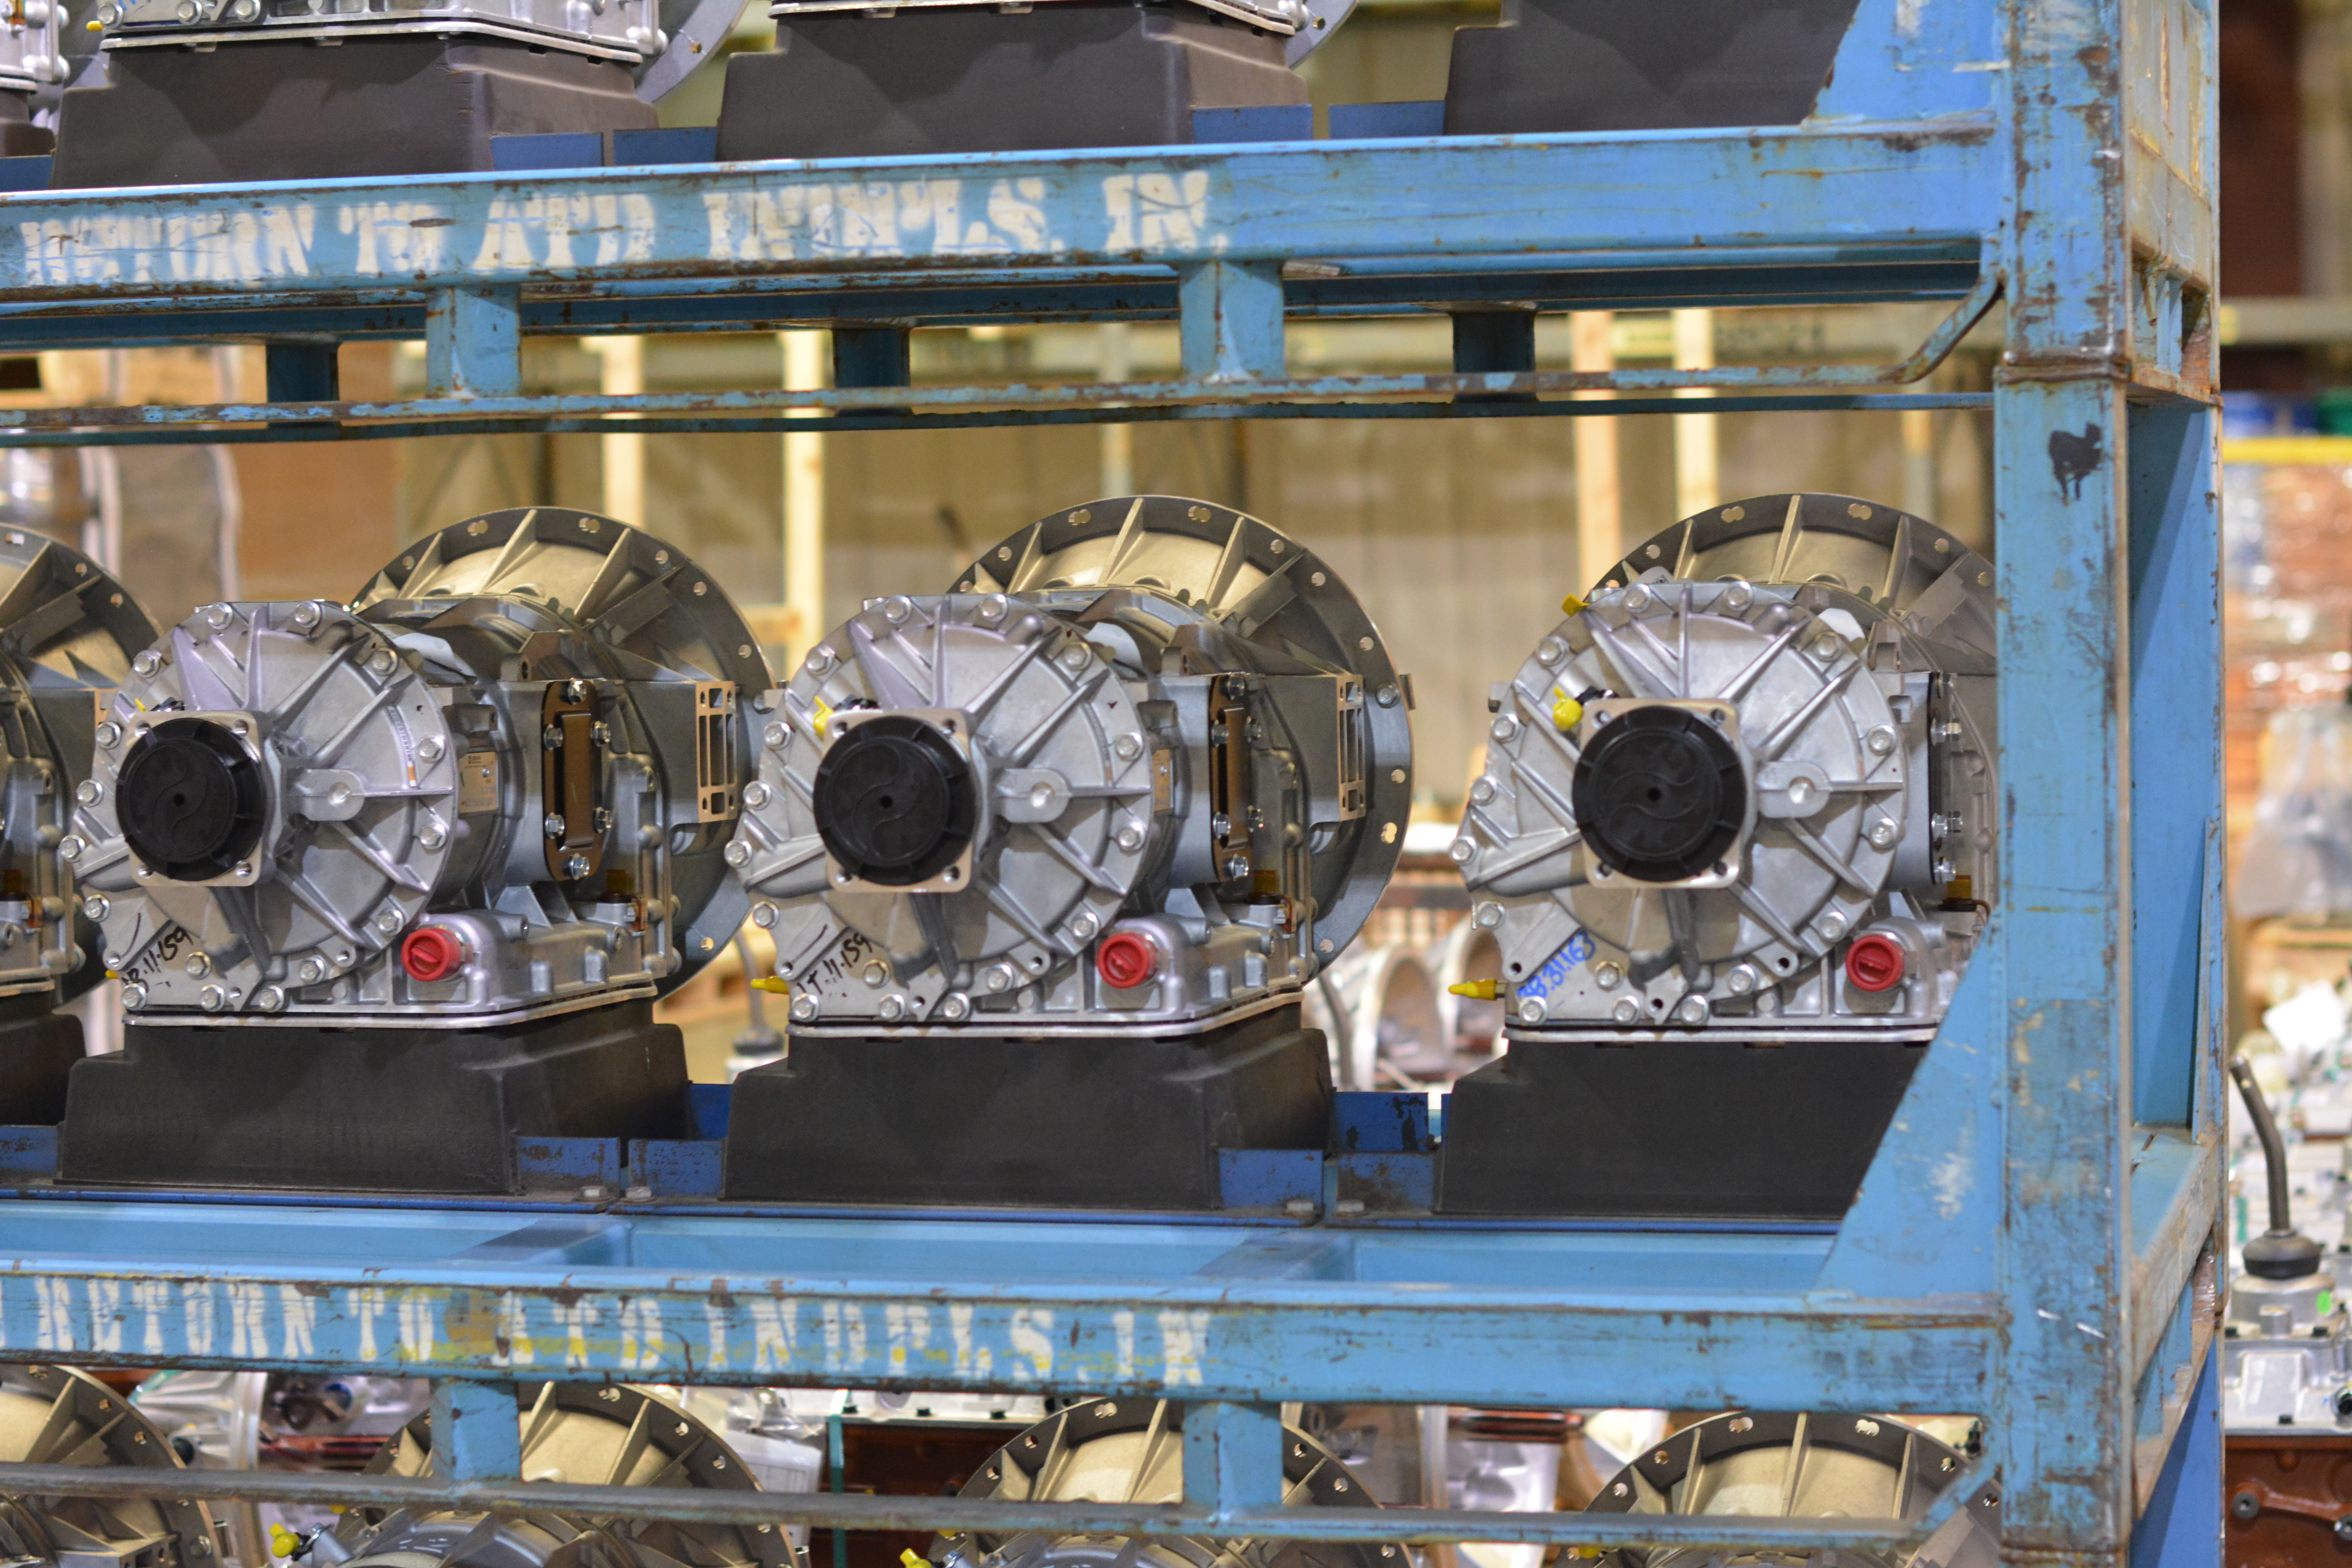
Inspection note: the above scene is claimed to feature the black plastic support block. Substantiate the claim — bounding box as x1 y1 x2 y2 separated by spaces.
60 999 689 1194
1437 1034 1924 1221
722 1004 1332 1209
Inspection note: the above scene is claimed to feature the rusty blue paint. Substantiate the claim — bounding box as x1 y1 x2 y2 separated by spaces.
0 0 2223 1560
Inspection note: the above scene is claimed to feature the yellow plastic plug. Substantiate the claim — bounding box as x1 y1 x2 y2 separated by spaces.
1561 592 1588 616
267 1526 302 1559
749 976 790 995
1448 979 1501 1000
900 1552 931 1568
1552 695 1583 732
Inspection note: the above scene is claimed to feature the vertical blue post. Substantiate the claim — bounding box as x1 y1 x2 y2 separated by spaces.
826 1412 846 1568
2127 402 2221 1128
1182 1401 1283 1523
428 1379 520 1482
1994 0 2138 1555
1177 261 1285 383
425 285 523 399
2129 1348 2221 1568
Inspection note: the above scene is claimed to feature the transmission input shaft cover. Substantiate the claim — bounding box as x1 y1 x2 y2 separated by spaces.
729 495 1412 1035
1455 493 1996 1040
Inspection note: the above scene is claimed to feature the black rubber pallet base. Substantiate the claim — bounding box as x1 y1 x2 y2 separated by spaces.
0 990 82 1127
52 38 654 187
1437 1034 1925 1221
716 1 1303 160
60 999 688 1195
1443 0 1859 136
723 1004 1330 1209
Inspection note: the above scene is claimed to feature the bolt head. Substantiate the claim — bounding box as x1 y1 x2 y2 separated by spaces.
373 908 403 936
878 995 906 1022
367 650 396 677
1112 733 1143 762
417 737 445 764
1490 715 1520 743
131 651 159 678
561 853 590 880
1448 837 1476 865
73 780 100 806
1594 961 1622 989
724 841 751 867
1114 822 1145 852
752 903 777 929
198 984 226 1013
418 825 446 851
57 836 82 862
255 985 286 1013
297 957 326 984
743 781 771 808
790 996 818 1022
2232 1493 2261 1521
762 722 789 751
94 721 120 749
1517 996 1546 1025
80 895 106 921
201 604 232 632
121 982 146 1011
1866 726 1897 756
1611 998 1642 1024
544 812 567 839
290 603 321 630
1866 819 1898 849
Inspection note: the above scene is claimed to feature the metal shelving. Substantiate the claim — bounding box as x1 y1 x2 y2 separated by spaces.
0 0 2225 1565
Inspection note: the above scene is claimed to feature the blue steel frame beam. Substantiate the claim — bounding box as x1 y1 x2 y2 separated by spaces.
0 126 1994 303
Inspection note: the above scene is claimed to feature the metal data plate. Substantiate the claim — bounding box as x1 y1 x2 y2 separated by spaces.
103 0 656 60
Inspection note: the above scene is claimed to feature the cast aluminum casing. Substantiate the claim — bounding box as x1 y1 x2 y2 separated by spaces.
331 1383 788 1568
2223 1276 2347 1432
1456 493 1997 1041
0 3 63 94
1584 1409 2000 1568
0 530 152 1006
766 0 1314 44
69 507 767 1026
94 0 662 66
729 494 1411 1036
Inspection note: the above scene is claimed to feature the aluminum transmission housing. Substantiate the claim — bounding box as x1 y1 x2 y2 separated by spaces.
0 531 154 1007
71 506 767 1026
327 1383 788 1568
1455 492 1996 1041
927 1399 1394 1568
1584 1410 2000 1568
730 495 1412 1036
0 1364 221 1568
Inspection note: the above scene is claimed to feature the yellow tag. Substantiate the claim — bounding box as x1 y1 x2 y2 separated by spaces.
811 697 832 739
901 1553 931 1568
267 1526 301 1559
1448 980 1501 1000
1552 691 1583 732
750 976 790 995
1561 592 1588 616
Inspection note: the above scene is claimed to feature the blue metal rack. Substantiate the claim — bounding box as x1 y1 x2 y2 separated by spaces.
0 0 2227 1564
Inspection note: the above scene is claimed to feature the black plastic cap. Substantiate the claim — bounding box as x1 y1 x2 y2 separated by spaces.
812 715 976 887
115 717 267 882
1571 705 1746 882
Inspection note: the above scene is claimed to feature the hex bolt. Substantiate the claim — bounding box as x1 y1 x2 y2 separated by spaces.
290 603 321 631
94 720 120 749
416 736 445 764
73 780 101 806
763 722 789 750
724 842 751 867
366 650 396 677
561 853 591 880
544 723 565 750
131 652 160 678
743 782 771 808
544 813 568 839
752 903 777 929
418 825 446 851
201 604 232 632
1518 996 1547 1025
